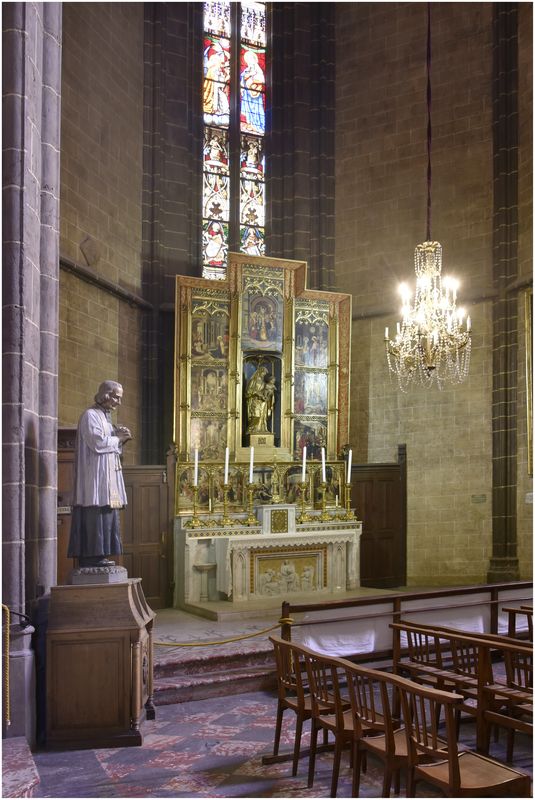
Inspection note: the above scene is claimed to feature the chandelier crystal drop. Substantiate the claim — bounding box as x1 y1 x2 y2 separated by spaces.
385 241 472 392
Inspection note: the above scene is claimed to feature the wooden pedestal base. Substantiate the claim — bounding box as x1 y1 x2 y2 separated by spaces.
46 579 155 749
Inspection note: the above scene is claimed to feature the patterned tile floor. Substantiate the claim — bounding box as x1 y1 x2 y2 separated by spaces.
32 688 532 798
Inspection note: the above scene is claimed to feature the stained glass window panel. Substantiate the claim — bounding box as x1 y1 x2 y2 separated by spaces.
203 36 230 127
240 178 264 227
241 2 265 46
240 225 265 256
203 220 229 269
240 46 265 135
204 1 231 38
204 128 229 174
240 134 264 177
203 173 230 221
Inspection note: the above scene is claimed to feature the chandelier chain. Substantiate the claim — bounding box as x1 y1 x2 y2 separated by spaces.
426 1 432 242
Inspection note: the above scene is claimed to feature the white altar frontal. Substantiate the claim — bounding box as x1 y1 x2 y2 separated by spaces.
174 504 362 606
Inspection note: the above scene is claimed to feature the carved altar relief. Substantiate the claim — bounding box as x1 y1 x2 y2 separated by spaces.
254 550 324 595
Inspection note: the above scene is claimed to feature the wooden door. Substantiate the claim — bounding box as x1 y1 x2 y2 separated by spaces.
57 430 171 606
121 466 171 609
351 446 406 588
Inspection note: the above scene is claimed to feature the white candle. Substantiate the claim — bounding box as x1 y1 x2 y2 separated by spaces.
335 494 339 508
224 446 229 484
302 446 307 482
193 448 198 487
466 315 471 332
249 446 254 483
321 447 326 482
346 449 352 484
385 326 389 340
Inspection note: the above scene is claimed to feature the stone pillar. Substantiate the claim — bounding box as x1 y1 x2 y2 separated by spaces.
488 4 520 582
2 2 62 741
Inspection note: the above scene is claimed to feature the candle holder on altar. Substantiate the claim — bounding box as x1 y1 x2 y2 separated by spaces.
245 482 258 526
342 482 355 520
219 483 236 527
319 481 331 521
296 481 311 523
184 485 203 528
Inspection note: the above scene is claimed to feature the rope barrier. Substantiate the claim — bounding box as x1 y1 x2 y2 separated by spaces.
2 604 11 727
154 621 280 648
278 617 294 626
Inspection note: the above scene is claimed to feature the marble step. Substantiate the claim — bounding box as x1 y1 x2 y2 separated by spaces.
153 644 276 704
154 663 277 705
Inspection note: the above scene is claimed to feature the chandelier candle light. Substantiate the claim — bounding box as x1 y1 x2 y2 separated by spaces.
384 5 472 391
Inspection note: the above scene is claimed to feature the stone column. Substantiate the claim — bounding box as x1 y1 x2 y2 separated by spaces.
488 4 520 582
2 2 62 741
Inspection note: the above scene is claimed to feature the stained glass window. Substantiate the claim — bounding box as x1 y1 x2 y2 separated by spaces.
202 1 267 278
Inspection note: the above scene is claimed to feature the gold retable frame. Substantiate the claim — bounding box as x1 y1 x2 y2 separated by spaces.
173 253 352 516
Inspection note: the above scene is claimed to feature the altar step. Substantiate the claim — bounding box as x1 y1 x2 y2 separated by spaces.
153 644 276 705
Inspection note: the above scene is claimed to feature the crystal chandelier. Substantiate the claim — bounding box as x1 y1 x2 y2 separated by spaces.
385 241 471 391
384 5 472 392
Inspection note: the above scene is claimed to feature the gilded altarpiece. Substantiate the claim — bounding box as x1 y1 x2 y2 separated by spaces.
173 254 360 607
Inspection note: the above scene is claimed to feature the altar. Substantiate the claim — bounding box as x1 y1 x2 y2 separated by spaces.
174 504 362 606
171 253 359 609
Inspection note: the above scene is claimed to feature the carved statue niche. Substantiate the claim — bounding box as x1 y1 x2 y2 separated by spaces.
243 355 280 447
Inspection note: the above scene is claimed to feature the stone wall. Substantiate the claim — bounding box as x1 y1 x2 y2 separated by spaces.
59 3 144 463
334 3 522 584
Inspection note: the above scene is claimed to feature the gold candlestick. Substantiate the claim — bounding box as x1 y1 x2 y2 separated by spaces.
319 481 331 521
185 485 203 528
343 482 355 519
297 481 311 523
219 483 235 527
245 482 258 526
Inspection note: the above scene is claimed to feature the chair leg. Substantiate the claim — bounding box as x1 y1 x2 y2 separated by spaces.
382 765 392 798
273 702 284 756
307 720 319 788
352 742 363 798
394 766 401 795
506 728 515 763
406 766 415 798
292 715 303 776
330 737 343 798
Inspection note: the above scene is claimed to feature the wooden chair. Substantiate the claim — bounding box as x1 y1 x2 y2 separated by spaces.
268 635 313 776
342 662 409 797
484 645 533 761
301 648 355 797
398 678 531 797
502 605 533 640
